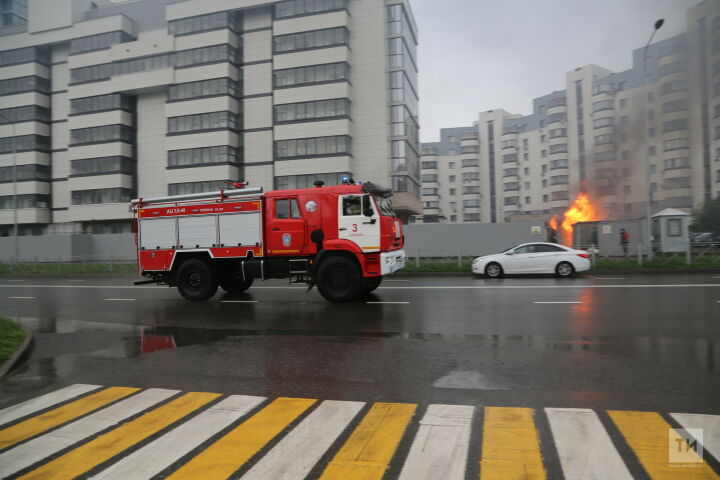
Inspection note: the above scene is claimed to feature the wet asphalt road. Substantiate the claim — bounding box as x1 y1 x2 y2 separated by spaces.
1 272 719 415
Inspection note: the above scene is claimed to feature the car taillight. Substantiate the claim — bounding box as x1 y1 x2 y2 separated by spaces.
577 253 590 259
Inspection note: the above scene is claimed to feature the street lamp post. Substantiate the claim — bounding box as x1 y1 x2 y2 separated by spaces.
0 112 19 264
643 19 664 253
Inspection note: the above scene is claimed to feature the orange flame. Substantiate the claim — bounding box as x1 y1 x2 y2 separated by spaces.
550 192 601 246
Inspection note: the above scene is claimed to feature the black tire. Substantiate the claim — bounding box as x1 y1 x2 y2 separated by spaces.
219 268 253 293
176 258 218 301
485 262 503 278
556 261 575 278
317 255 363 303
363 276 382 293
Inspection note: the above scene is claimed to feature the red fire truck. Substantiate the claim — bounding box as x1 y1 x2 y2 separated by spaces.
130 180 406 303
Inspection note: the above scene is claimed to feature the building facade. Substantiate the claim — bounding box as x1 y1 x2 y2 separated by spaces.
0 0 420 237
421 0 720 224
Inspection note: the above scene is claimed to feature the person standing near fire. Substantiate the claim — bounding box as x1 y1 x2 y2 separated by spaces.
620 228 629 255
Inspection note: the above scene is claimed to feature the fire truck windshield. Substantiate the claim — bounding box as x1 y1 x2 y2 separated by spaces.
374 196 395 217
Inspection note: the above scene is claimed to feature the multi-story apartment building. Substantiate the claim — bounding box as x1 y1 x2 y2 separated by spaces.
1 0 26 27
421 0 719 223
0 0 421 236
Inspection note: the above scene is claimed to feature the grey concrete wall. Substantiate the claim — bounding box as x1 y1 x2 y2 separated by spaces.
0 233 135 262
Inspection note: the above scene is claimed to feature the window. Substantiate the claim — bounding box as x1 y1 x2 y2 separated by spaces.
660 80 687 95
0 135 51 153
275 135 351 159
274 0 347 19
542 179 548 188
0 164 50 182
548 128 567 138
71 94 130 115
523 153 529 161
524 182 530 189
168 78 237 101
622 151 629 161
501 139 518 149
422 188 438 196
274 62 350 88
71 188 134 205
421 161 437 169
274 98 350 123
550 159 568 169
649 146 656 156
462 159 479 167
70 31 133 54
449 188 456 195
70 156 134 176
447 149 456 155
541 150 547 158
662 100 688 114
648 128 655 138
168 12 237 36
0 105 50 124
537 244 565 252
0 47 50 67
592 100 614 112
594 117 614 128
594 135 613 146
449 162 456 169
663 138 689 151
663 177 691 189
0 75 50 95
277 198 301 218
422 201 439 209
543 194 549 202
168 180 228 196
463 172 480 181
463 199 480 208
502 168 517 177
461 145 479 154
463 186 480 194
592 83 613 95
547 112 566 124
550 175 569 185
551 191 569 201
541 135 546 143
624 185 631 195
168 146 240 168
667 219 682 237
70 125 134 145
502 154 518 163
463 213 480 222
523 139 528 148
275 172 350 190
422 174 438 182
503 196 519 205
619 98 627 108
662 119 689 133
274 27 348 53
503 182 520 191
0 194 49 210
549 144 568 153
525 196 531 204
449 175 456 183
167 111 239 134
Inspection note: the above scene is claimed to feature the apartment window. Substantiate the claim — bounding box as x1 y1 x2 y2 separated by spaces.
449 188 456 196
449 175 456 183
502 139 518 149
550 159 568 169
523 139 528 148
592 83 613 95
0 105 50 124
619 98 627 108
549 144 568 153
523 153 529 161
594 135 613 146
168 180 228 196
422 188 438 196
550 175 569 186
70 31 133 54
449 162 456 169
503 182 520 191
463 199 480 208
168 78 237 102
463 213 480 222
275 172 350 190
71 188 134 205
0 135 50 153
168 146 240 168
421 161 437 169
650 164 657 174
525 196 531 204
167 111 239 134
0 75 50 96
543 194 549 202
168 12 237 36
540 135 546 143
503 196 519 205
663 138 689 151
622 151 629 161
660 80 688 95
463 172 480 181
592 100 614 112
274 98 350 123
648 128 655 138
662 100 688 114
70 125 134 146
542 164 548 173
548 128 567 138
662 119 689 133
542 179 548 188
524 167 530 175
649 146 656 156
463 186 480 194
540 120 545 128
547 112 566 124
274 62 349 88
274 27 348 53
70 156 134 176
0 47 50 67
541 150 547 158
447 149 456 155
0 164 50 183
594 151 616 163
524 182 530 189
71 94 130 115
593 117 613 129
462 158 479 167
551 191 569 201
274 0 347 19
502 168 517 177
663 157 690 170
422 174 438 182
0 194 49 210
422 201 439 209
663 177 691 189
450 215 457 222
275 135 351 159
502 153 518 163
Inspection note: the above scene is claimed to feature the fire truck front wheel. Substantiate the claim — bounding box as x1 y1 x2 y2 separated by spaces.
176 258 219 301
363 276 382 293
317 255 363 303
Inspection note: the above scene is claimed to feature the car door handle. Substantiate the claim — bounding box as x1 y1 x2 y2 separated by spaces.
362 219 377 225
339 227 347 231
272 227 280 231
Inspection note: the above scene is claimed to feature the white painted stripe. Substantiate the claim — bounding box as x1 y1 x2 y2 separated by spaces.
240 400 364 480
0 384 101 427
7 296 35 299
366 301 410 304
385 279 411 282
592 277 627 280
221 300 259 303
91 395 265 480
546 408 632 480
671 413 720 463
533 301 582 304
68 280 86 282
398 404 474 480
7 280 26 282
0 388 178 478
104 298 136 301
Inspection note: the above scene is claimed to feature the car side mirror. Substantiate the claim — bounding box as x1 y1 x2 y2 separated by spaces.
505 251 514 256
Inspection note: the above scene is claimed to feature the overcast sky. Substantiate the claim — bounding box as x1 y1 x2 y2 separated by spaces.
412 0 692 142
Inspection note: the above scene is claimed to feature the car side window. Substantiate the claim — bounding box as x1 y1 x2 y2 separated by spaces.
276 198 300 219
514 245 534 254
342 196 362 216
536 244 565 252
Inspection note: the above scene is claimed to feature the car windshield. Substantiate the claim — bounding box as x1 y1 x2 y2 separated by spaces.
500 245 520 253
374 196 395 217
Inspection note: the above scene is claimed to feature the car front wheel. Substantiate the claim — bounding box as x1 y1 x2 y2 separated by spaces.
485 262 503 278
556 261 574 278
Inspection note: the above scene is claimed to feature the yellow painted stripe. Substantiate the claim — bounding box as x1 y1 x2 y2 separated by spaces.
0 386 138 450
167 397 316 480
18 392 219 480
480 406 546 480
271 249 301 253
609 410 719 479
319 402 416 480
361 246 380 250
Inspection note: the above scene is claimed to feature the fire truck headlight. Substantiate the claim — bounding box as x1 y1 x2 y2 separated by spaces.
385 257 395 265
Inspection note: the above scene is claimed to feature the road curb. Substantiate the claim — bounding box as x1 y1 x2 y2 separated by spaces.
0 326 33 379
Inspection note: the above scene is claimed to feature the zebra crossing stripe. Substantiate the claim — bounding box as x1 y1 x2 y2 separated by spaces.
240 400 365 480
0 386 139 451
167 397 316 480
0 388 178 478
18 392 220 480
545 408 632 480
479 407 546 480
671 413 720 464
608 410 719 479
0 384 101 428
397 404 474 480
90 395 266 480
320 402 416 479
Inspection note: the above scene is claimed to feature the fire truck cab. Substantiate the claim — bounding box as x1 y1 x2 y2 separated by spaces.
130 181 405 303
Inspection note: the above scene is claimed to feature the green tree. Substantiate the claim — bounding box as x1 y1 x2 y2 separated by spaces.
691 196 720 232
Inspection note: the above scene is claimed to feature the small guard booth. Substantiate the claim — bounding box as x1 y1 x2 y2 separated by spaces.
651 208 690 253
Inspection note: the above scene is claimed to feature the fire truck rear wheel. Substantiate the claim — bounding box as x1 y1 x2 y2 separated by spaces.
176 258 219 301
317 255 363 303
219 273 254 293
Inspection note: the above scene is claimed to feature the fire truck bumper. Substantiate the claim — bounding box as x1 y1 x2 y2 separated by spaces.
380 249 406 275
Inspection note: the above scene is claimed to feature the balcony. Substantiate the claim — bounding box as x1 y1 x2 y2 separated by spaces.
460 131 479 140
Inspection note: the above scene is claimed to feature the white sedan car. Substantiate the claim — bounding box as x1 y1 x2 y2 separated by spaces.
472 242 591 278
